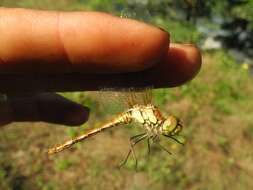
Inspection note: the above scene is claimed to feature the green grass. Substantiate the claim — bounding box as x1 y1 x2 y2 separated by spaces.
54 159 74 171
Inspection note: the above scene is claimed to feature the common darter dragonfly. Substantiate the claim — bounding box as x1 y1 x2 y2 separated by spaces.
48 88 184 168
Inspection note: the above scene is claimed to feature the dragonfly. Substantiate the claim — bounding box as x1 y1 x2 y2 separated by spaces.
48 89 184 168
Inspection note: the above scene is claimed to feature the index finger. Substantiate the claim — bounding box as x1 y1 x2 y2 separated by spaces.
0 8 201 94
0 43 201 93
0 8 169 74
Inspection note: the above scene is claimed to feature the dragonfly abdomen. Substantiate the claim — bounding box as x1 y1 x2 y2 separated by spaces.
48 112 132 155
114 112 132 125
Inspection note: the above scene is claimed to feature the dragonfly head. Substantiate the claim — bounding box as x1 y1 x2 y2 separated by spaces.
161 116 182 136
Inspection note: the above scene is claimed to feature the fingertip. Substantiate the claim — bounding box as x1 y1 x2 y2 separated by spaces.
63 105 90 126
171 43 202 77
36 94 90 126
163 43 202 86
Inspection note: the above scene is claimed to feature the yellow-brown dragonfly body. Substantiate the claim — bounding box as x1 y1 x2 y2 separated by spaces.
48 104 183 155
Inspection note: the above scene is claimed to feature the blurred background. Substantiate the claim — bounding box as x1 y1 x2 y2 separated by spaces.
0 0 253 189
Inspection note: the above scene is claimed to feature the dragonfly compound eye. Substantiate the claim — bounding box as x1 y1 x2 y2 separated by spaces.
162 116 181 135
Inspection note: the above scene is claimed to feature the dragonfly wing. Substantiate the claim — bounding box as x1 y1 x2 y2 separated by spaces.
93 87 154 114
93 89 127 115
122 87 154 107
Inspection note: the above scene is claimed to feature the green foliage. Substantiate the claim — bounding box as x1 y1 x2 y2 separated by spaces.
54 159 73 171
153 89 171 107
0 168 7 180
36 176 55 190
78 0 116 11
154 17 202 43
175 50 251 115
61 92 98 111
66 128 78 138
231 0 253 29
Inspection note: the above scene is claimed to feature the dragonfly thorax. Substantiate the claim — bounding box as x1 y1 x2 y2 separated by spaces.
129 104 164 135
128 104 182 136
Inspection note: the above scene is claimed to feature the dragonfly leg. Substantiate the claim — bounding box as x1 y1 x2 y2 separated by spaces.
130 139 138 171
118 133 144 168
155 142 172 155
163 135 185 145
147 137 151 156
118 133 147 169
151 136 172 155
118 148 131 169
152 135 160 143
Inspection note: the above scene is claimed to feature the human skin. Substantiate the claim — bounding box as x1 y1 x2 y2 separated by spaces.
0 8 202 126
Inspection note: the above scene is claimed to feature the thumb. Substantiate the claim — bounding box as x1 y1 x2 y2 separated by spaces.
0 93 89 126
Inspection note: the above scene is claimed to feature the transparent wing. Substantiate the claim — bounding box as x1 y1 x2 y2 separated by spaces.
94 87 154 112
123 87 153 107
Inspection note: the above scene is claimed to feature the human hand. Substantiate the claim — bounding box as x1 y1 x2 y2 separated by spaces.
0 8 201 126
